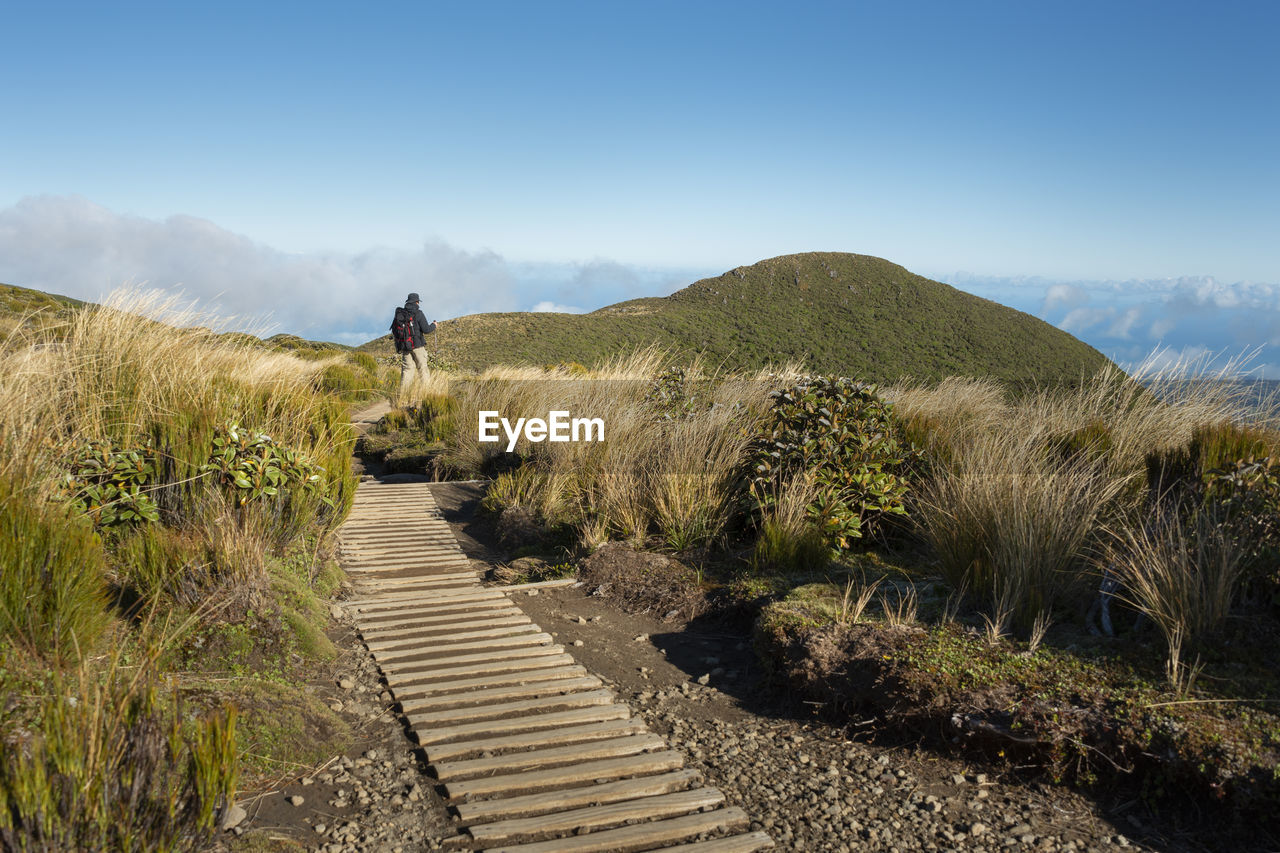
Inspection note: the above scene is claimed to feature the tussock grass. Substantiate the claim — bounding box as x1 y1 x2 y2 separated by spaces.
902 360 1252 631
453 348 772 551
1104 506 1246 691
751 473 829 574
0 287 361 842
0 624 238 851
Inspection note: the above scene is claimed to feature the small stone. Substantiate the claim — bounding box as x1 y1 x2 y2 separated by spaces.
971 822 988 837
1010 823 1033 836
288 795 304 806
696 673 711 685
952 774 967 785
329 701 344 712
633 634 649 642
301 777 314 786
329 604 344 620
220 804 247 831
572 640 584 647
365 749 379 760
525 588 540 596
314 823 327 834
576 615 587 624
338 678 355 690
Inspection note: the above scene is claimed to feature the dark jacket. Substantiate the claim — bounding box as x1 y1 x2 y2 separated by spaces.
401 301 434 350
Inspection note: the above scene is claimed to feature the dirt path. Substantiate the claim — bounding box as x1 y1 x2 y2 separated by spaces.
430 482 1196 853
228 401 1201 852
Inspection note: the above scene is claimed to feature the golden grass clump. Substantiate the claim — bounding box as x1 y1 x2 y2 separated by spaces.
456 348 772 551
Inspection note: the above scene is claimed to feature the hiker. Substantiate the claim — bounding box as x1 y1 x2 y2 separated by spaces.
392 292 435 403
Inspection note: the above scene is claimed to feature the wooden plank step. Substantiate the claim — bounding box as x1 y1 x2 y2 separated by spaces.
355 585 499 603
359 606 519 631
370 632 555 663
346 563 473 575
354 586 492 607
382 644 564 675
414 705 630 746
400 675 602 713
346 565 474 578
435 732 665 781
658 831 776 852
343 542 464 554
467 786 724 844
454 769 699 823
444 750 684 801
480 807 747 853
364 621 537 649
408 688 613 728
393 665 591 699
352 580 476 595
342 531 461 543
354 572 478 588
354 591 508 612
391 653 578 685
426 717 647 764
353 571 476 585
358 605 524 630
344 560 472 573
342 550 467 564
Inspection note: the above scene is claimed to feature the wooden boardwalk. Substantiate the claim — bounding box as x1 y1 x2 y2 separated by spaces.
338 480 773 852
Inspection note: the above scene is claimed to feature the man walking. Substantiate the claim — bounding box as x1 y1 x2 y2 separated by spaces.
393 292 435 403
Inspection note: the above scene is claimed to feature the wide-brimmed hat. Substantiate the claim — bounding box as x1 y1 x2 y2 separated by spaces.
407 292 421 303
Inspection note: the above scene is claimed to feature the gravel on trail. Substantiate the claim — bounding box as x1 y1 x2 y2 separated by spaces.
224 474 1208 852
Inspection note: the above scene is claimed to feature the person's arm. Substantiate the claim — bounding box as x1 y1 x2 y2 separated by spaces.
414 306 434 334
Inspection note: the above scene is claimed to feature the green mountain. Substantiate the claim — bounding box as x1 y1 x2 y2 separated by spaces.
362 252 1111 384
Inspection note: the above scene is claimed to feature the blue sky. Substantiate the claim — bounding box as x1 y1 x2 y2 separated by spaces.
1 1 1276 369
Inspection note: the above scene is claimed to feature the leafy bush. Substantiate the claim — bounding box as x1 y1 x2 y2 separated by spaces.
645 367 700 421
200 424 329 509
747 377 914 548
60 440 160 527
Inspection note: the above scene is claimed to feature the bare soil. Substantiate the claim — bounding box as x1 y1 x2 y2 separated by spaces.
223 460 1254 851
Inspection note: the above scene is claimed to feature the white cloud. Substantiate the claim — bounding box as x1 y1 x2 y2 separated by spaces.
1059 307 1113 334
1105 306 1143 339
1040 283 1089 313
531 301 585 313
0 195 699 344
0 195 518 340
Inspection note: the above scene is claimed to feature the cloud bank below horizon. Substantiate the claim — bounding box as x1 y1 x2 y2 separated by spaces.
0 196 699 345
1 195 1276 374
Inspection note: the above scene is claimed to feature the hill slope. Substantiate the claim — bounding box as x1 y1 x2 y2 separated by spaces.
363 252 1111 384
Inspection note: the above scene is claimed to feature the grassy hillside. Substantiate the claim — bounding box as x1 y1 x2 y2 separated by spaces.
0 282 85 337
361 252 1112 384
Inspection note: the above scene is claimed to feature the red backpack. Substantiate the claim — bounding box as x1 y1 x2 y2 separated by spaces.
390 306 415 350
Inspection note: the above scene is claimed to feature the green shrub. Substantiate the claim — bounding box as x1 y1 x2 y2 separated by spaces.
316 363 364 398
0 475 110 662
1205 455 1280 606
752 517 829 574
416 393 458 443
112 526 211 608
747 376 915 548
201 423 331 511
60 440 161 527
0 665 237 852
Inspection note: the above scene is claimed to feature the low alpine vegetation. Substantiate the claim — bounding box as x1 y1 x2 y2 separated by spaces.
0 289 361 850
